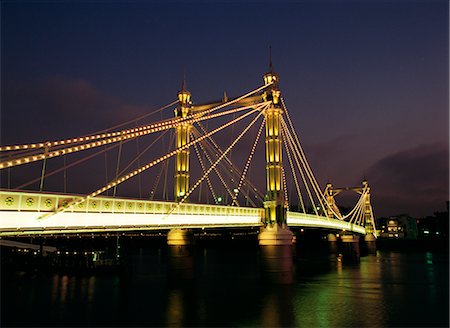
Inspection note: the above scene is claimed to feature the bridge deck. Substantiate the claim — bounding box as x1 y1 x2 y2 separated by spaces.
0 190 365 236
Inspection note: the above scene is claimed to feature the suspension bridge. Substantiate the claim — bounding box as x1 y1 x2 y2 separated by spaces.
0 64 376 245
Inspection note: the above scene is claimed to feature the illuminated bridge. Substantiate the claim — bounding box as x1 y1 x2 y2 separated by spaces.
0 63 376 245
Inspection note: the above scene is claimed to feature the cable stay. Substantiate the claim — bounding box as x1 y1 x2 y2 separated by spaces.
194 135 260 208
231 116 266 206
1 77 375 233
0 102 262 170
280 97 373 227
191 128 235 204
195 121 265 203
37 107 261 220
165 110 265 216
191 132 218 203
0 100 178 153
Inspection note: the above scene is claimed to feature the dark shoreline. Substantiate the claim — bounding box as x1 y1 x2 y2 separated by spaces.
375 238 449 253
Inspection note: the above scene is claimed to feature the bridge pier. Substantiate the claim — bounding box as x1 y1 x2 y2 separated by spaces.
167 229 194 284
167 229 193 246
340 233 360 262
327 233 337 242
258 64 293 247
257 65 294 283
327 233 338 253
341 234 360 243
364 234 376 242
260 244 293 284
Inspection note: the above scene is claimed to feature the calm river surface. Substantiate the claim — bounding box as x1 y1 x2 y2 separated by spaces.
1 240 449 327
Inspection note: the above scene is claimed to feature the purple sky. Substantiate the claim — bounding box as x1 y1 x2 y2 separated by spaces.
1 1 448 217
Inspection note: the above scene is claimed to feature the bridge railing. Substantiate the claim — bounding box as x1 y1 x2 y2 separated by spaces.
0 190 264 217
287 211 366 234
0 190 366 236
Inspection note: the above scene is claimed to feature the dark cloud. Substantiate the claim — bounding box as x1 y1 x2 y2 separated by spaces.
1 76 156 145
366 142 449 217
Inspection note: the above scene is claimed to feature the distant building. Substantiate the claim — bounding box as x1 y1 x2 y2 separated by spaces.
377 215 418 239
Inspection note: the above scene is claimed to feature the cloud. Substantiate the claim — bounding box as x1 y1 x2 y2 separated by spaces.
1 76 156 145
366 142 449 217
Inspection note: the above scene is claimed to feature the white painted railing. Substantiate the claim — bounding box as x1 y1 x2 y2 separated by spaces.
0 190 366 236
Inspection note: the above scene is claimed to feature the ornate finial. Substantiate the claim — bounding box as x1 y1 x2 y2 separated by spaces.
223 90 228 103
177 69 191 108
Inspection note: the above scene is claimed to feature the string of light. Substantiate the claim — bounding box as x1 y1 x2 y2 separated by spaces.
191 128 235 204
166 110 264 215
38 108 260 219
195 121 265 201
191 131 218 203
232 114 266 206
281 121 319 216
1 102 266 169
282 126 306 213
1 83 272 153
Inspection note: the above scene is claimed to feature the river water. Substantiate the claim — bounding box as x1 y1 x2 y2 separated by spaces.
1 239 449 327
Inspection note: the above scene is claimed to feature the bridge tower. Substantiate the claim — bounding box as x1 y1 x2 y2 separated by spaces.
324 182 342 219
168 80 194 247
174 79 192 202
258 61 293 246
362 180 376 241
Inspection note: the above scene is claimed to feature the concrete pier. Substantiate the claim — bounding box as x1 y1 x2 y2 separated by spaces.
167 229 193 246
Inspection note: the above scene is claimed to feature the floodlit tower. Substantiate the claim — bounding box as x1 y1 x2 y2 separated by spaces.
262 64 285 225
362 180 377 241
324 182 342 219
258 54 293 246
174 79 192 202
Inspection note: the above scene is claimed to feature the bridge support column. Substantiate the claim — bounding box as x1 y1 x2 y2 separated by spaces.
362 180 377 242
341 233 360 263
258 65 293 247
167 229 194 284
341 234 360 243
327 233 337 242
167 229 193 246
257 63 293 283
174 80 192 202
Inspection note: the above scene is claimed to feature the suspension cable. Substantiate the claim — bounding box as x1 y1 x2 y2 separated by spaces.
281 117 328 215
282 122 318 215
281 99 329 213
196 120 265 201
282 127 306 213
15 142 123 190
191 131 217 203
231 114 266 206
1 83 271 154
38 108 260 219
0 102 264 170
112 141 123 197
166 111 264 215
0 100 178 152
195 136 259 207
191 128 234 203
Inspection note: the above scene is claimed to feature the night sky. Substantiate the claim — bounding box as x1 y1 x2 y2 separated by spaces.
1 1 448 218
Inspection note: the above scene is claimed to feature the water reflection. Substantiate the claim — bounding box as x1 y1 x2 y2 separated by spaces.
260 286 295 327
293 253 387 327
2 244 448 327
166 289 183 327
260 245 293 284
167 246 194 284
341 241 361 263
